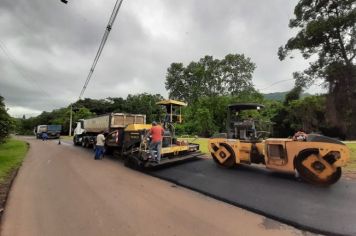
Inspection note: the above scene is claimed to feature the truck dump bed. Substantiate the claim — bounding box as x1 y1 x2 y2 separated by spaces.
84 113 146 133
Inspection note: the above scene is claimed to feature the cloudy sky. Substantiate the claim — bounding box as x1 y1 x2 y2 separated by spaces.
0 0 321 117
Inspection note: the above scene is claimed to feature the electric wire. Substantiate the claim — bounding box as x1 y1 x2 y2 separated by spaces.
78 0 124 100
259 78 295 91
0 41 53 101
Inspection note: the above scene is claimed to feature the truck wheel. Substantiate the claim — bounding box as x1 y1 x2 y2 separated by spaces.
124 156 135 168
124 157 130 167
294 149 342 186
211 143 236 168
105 146 113 154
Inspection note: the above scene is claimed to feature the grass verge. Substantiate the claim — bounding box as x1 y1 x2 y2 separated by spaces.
0 139 28 182
0 138 28 218
60 135 73 141
179 137 209 154
345 143 356 172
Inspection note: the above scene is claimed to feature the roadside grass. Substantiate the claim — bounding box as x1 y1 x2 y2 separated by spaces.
179 137 209 154
345 143 356 172
0 139 28 183
60 136 73 141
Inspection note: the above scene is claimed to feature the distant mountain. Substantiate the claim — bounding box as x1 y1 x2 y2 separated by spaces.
263 92 312 101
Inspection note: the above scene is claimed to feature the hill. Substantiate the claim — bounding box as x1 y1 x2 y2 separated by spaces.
263 92 312 101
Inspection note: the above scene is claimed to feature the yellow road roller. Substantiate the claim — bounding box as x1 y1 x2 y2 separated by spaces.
208 103 350 186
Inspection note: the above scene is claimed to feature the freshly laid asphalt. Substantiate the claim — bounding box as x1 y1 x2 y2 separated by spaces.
149 159 356 236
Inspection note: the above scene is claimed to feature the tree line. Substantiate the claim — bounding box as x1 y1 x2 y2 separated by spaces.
7 87 345 139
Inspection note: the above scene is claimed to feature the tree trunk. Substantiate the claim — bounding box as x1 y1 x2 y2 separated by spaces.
345 66 356 139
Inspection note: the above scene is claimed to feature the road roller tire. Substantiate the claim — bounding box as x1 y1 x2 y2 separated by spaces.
294 149 342 186
211 143 236 168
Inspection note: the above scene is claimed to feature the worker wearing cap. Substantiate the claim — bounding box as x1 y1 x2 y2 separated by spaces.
149 121 164 163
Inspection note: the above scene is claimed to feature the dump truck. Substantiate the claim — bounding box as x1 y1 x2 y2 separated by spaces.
35 124 62 139
73 113 146 148
104 100 204 168
208 103 350 186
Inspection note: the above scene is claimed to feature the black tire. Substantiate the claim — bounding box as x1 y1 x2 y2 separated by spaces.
294 149 342 186
105 146 113 154
124 156 131 167
124 155 143 170
211 143 236 168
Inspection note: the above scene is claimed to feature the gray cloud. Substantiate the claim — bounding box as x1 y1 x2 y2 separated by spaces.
0 0 316 117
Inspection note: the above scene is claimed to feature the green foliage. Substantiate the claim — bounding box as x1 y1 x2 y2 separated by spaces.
279 0 356 139
279 0 355 67
15 93 164 134
271 94 331 138
0 96 13 143
14 106 95 135
177 94 264 137
0 139 28 182
124 93 164 123
165 54 257 104
73 98 112 115
284 86 303 105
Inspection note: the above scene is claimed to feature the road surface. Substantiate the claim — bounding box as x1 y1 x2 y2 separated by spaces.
151 158 356 236
1 137 306 236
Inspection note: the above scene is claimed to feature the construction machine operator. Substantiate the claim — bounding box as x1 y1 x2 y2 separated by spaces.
293 129 308 141
149 121 165 163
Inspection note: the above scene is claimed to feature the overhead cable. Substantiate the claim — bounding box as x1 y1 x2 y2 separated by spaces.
0 41 53 101
259 79 295 91
79 0 124 100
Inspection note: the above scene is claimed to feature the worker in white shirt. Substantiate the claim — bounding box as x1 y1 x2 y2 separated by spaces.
95 131 106 160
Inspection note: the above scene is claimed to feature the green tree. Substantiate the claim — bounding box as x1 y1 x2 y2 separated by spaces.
107 97 126 112
192 108 216 137
73 98 112 115
283 86 303 105
177 93 264 137
56 107 94 133
165 54 256 103
0 96 13 143
287 96 327 133
124 93 164 123
278 0 356 138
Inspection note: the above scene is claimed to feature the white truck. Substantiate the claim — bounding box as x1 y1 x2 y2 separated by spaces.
73 113 146 148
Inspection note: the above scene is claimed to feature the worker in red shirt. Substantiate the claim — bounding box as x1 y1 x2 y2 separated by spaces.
149 121 165 163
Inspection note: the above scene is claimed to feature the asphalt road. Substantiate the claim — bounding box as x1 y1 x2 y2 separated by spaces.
0 137 305 236
150 159 356 236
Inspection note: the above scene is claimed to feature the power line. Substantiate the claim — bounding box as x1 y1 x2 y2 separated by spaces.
0 41 53 101
79 0 124 100
259 79 295 91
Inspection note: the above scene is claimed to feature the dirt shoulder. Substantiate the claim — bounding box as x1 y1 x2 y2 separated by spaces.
0 169 19 219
